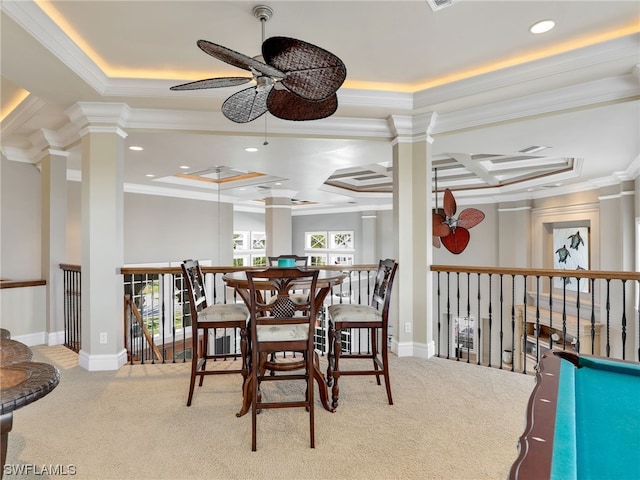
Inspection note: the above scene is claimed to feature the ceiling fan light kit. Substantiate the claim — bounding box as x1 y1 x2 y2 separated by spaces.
170 5 346 123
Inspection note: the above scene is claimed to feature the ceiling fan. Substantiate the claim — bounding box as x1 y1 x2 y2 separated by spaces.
432 169 485 254
170 5 346 124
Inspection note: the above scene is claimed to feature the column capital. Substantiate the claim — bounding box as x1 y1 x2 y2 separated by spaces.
263 189 298 204
65 102 130 139
387 112 438 144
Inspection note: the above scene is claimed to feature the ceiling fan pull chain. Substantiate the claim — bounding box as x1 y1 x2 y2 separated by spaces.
263 114 269 146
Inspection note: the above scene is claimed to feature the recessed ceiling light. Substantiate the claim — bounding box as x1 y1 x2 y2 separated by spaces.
245 147 258 152
180 165 189 169
145 174 155 178
530 20 555 34
129 146 143 151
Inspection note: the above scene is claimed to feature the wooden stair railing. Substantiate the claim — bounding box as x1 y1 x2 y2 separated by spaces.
124 294 163 363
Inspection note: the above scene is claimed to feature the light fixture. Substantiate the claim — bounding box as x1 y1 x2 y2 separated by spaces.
145 174 155 178
530 20 555 34
180 165 190 169
170 5 345 123
245 147 259 152
129 146 143 151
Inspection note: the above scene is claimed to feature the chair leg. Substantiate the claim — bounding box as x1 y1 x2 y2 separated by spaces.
198 329 209 387
330 327 341 409
326 321 335 387
381 332 393 405
251 349 259 452
186 337 199 406
371 328 382 386
308 353 315 448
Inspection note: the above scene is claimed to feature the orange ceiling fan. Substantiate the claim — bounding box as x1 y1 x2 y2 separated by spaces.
432 169 485 254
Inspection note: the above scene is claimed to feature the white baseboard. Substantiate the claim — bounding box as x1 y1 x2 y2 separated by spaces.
47 330 65 345
78 349 128 371
392 340 435 359
11 331 46 346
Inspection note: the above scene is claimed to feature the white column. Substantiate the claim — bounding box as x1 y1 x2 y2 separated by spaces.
37 133 68 345
264 190 296 257
388 113 436 359
67 103 128 371
360 212 377 264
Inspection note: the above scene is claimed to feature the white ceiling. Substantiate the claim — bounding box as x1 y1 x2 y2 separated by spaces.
1 0 639 213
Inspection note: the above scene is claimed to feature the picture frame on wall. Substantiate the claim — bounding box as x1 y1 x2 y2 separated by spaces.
552 226 589 292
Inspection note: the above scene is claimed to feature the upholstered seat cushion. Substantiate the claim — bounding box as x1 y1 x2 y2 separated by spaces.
199 303 249 322
327 304 382 323
256 324 309 342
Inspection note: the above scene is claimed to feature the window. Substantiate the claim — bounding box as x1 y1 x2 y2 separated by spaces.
305 230 354 266
233 231 266 266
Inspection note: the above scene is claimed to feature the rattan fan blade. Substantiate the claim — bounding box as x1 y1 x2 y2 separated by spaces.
170 77 251 91
262 37 346 101
267 89 337 121
197 40 284 79
222 85 271 123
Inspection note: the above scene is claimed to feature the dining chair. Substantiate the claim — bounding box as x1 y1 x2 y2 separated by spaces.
267 255 309 306
181 259 249 406
246 267 320 451
325 258 398 408
267 254 309 267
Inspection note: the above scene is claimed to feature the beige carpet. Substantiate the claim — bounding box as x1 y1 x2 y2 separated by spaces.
6 346 535 480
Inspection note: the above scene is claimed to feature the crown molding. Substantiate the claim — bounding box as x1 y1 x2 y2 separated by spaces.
433 73 640 134
414 33 640 111
1 0 108 92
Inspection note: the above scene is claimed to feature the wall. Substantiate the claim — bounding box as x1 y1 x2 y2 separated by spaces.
67 181 81 264
1 157 42 279
432 202 499 267
234 210 264 232
122 193 233 265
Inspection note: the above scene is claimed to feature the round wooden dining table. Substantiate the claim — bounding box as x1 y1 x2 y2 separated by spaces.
223 268 347 417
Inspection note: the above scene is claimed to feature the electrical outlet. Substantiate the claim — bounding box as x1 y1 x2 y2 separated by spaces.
99 332 108 344
404 322 412 333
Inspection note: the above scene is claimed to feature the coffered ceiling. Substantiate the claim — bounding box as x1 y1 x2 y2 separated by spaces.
1 1 639 213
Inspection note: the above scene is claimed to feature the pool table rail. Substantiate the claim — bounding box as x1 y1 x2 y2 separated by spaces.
509 350 562 480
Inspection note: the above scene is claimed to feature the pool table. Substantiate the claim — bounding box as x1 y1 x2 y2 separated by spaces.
509 350 640 480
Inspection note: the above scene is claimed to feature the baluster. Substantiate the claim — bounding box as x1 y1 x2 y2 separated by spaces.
522 275 528 374
456 272 461 361
562 279 567 351
477 273 481 366
621 279 627 360
535 276 540 363
129 274 135 364
548 276 553 350
178 272 184 363
499 274 504 369
510 275 515 373
466 272 471 363
576 279 581 353
487 273 493 368
606 279 611 357
437 271 441 357
590 278 596 355
446 272 451 360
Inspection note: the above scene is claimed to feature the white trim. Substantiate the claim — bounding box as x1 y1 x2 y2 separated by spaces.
47 330 66 346
393 340 434 359
11 331 47 347
598 191 636 201
78 349 128 371
497 206 533 213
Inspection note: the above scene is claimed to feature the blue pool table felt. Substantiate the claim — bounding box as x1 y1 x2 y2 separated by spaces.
551 356 640 480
